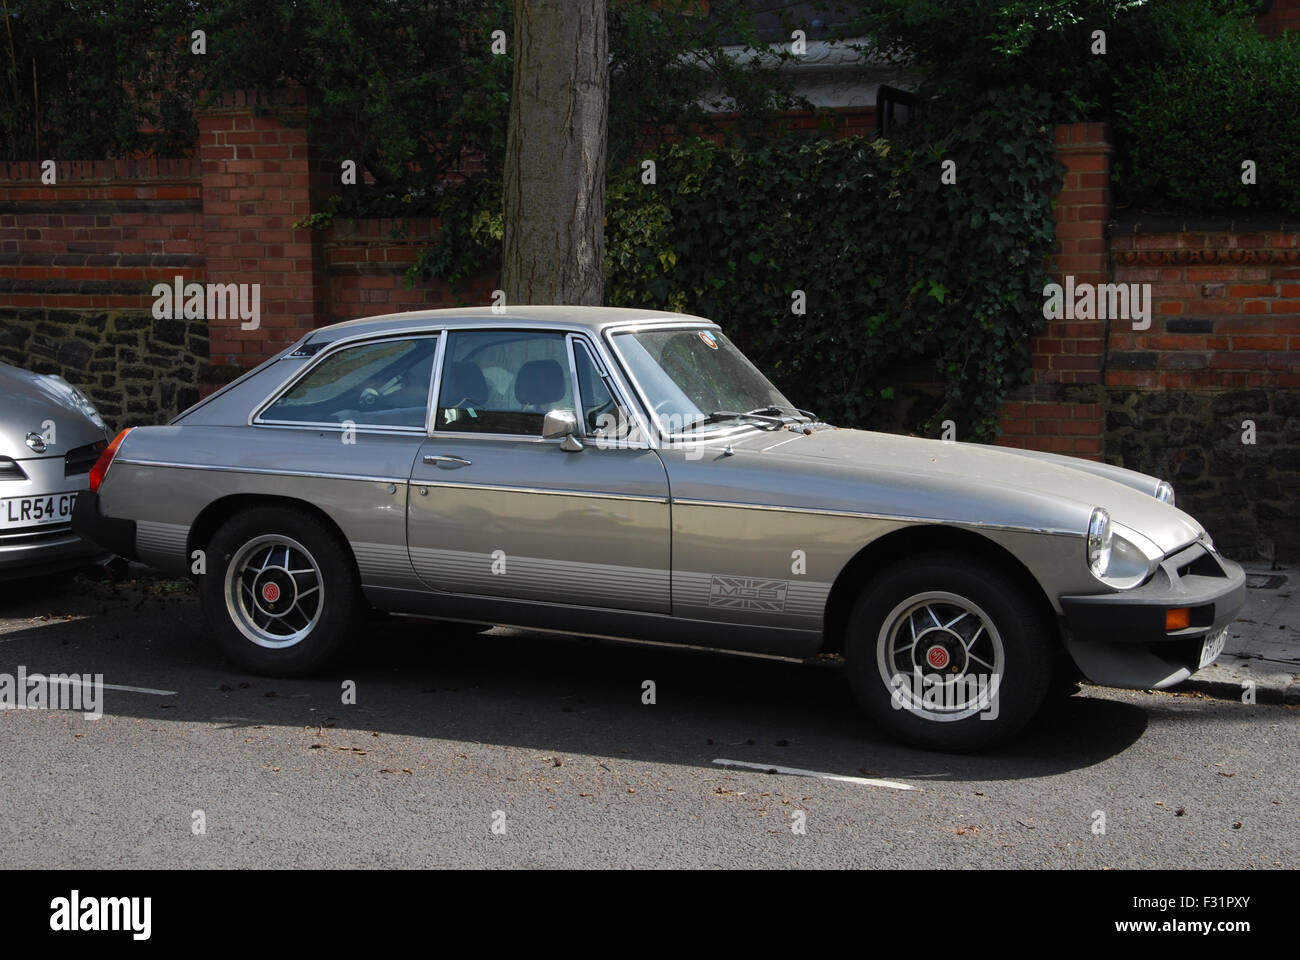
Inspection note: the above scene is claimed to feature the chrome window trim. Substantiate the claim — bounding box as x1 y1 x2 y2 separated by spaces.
563 332 583 423
115 458 409 485
568 332 647 447
245 421 427 438
250 332 444 430
427 431 567 444
602 322 774 446
424 330 447 435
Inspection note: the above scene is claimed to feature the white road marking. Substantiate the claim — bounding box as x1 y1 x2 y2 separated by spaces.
711 758 915 791
39 677 177 696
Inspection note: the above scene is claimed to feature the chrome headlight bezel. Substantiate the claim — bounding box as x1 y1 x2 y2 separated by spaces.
1087 512 1161 589
1154 480 1176 506
1086 507 1112 578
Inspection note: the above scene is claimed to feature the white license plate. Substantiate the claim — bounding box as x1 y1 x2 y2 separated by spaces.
0 491 80 530
1198 627 1228 669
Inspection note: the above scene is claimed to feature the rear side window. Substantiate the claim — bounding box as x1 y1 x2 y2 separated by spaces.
261 337 437 428
435 331 574 436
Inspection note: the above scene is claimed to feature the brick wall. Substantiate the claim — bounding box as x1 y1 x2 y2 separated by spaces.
1256 0 1300 36
0 92 483 418
1106 226 1300 560
322 218 496 325
198 89 325 369
994 122 1110 460
0 158 208 425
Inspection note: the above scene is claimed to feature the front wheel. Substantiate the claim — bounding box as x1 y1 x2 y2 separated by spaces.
843 555 1055 752
200 507 362 676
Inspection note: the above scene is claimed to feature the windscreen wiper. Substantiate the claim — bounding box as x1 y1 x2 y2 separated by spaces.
745 405 815 422
686 410 785 431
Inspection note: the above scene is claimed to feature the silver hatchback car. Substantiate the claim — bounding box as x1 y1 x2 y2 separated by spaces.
73 307 1244 750
1 361 110 580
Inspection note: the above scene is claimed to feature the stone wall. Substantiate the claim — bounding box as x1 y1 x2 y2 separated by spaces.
1105 225 1300 561
0 307 204 429
1107 388 1298 561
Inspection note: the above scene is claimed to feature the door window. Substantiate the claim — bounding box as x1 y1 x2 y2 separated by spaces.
435 331 574 436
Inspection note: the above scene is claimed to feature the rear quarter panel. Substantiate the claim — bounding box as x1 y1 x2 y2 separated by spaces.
100 424 424 589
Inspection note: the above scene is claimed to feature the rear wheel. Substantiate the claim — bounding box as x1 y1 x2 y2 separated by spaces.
200 507 362 676
843 555 1054 751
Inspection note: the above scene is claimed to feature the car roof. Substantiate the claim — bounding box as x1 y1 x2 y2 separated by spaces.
306 305 715 344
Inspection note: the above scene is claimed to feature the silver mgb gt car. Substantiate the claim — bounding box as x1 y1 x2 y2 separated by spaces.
72 307 1245 750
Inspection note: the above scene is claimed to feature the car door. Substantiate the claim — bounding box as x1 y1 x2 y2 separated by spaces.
406 327 671 613
248 333 441 592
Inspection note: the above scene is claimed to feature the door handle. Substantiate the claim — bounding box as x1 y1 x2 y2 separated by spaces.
423 454 472 468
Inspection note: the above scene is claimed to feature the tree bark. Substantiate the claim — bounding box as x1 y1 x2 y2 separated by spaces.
501 0 608 306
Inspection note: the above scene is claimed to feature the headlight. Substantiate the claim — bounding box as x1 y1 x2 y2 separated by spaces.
1155 480 1175 506
1087 507 1112 577
47 375 108 432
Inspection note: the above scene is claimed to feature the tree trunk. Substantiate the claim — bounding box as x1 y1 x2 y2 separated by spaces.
501 0 608 306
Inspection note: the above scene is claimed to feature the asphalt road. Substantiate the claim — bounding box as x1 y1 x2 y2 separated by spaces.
0 571 1295 869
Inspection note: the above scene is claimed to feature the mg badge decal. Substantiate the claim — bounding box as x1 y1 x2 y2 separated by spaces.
708 576 788 612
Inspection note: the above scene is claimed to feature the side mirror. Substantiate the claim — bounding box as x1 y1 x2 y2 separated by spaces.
542 409 584 451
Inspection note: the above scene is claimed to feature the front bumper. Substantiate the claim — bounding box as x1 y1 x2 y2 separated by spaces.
1059 541 1246 689
71 490 138 562
0 522 106 581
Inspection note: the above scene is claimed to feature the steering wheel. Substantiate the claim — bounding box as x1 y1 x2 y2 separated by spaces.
360 372 406 407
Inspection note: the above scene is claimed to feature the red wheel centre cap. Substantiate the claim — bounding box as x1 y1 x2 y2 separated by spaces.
926 645 950 669
261 582 281 604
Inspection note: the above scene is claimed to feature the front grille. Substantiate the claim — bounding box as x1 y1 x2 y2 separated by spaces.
0 523 73 545
1177 551 1224 580
0 457 27 481
65 440 106 477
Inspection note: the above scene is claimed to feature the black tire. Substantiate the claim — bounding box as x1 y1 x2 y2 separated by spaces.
843 554 1055 752
199 506 362 676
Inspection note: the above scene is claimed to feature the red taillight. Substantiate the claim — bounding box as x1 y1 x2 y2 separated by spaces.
89 428 132 493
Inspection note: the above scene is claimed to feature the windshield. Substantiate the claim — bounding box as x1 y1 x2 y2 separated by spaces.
610 326 797 436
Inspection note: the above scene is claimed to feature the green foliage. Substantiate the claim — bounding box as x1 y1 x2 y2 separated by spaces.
198 0 513 213
1 0 198 159
840 0 1299 215
830 0 1148 122
403 0 808 291
605 88 1065 439
1111 8 1300 214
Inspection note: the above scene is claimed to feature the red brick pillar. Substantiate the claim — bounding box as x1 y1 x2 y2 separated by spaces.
996 122 1110 460
197 89 324 373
